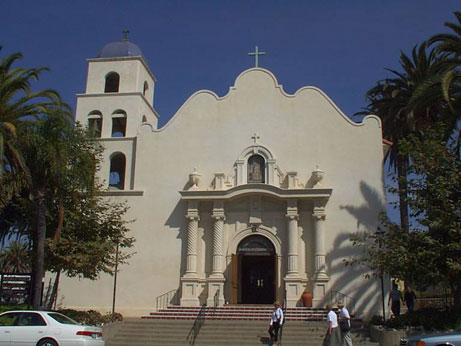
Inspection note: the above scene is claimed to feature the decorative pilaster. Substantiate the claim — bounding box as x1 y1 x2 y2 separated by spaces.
181 201 200 306
236 160 245 185
267 159 276 185
207 201 225 306
284 199 302 307
312 199 329 307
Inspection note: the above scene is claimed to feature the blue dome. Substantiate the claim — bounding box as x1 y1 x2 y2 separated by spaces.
97 39 144 59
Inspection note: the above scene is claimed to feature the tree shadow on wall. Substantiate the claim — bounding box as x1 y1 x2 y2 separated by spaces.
320 181 388 317
164 198 188 297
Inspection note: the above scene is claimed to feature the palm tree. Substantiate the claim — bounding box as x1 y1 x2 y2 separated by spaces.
0 46 69 204
427 11 461 135
357 43 446 231
0 240 31 273
429 11 461 70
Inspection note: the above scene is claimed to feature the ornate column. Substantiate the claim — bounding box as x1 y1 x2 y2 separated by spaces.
181 201 201 306
312 198 329 307
185 215 199 276
211 202 225 277
284 199 302 307
207 201 226 306
286 201 299 276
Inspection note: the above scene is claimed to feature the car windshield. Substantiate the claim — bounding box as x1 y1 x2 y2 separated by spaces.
47 312 79 325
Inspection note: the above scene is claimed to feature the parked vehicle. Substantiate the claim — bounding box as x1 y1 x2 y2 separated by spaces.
0 310 104 346
401 331 461 346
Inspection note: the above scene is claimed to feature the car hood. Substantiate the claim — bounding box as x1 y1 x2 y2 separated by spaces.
406 332 461 342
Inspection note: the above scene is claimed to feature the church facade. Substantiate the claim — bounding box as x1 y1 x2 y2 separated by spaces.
63 38 387 317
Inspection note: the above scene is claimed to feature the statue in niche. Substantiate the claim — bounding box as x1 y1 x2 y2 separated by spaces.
248 155 265 183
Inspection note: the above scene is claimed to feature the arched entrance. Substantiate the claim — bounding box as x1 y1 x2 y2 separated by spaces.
236 235 276 304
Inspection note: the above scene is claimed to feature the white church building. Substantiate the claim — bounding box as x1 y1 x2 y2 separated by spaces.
63 37 388 317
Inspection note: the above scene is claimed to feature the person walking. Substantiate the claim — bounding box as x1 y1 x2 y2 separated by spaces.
268 301 284 344
388 283 403 317
323 304 341 346
338 302 353 346
404 286 417 312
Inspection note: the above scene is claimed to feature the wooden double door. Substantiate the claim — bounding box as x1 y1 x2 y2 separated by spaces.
232 235 276 304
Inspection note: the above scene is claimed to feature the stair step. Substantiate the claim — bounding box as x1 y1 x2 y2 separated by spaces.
143 305 327 321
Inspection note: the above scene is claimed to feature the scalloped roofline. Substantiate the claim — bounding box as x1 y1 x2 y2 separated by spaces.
144 67 381 133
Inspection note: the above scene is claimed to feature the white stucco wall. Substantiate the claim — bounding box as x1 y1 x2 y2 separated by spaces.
61 66 386 318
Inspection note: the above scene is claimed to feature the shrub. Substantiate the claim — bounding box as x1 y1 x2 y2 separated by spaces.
102 312 123 323
0 304 28 314
57 309 123 326
369 315 385 326
383 308 461 330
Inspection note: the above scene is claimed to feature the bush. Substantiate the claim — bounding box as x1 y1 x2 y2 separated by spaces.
102 312 123 323
383 308 461 331
0 304 28 314
369 315 385 326
57 309 122 326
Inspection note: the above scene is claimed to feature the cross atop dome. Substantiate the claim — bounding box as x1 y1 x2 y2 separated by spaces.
122 29 130 41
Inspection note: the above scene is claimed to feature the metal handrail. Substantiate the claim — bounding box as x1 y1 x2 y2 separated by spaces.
330 290 356 316
156 289 178 311
186 304 207 345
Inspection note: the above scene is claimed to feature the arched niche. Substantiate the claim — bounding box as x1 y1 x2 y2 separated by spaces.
235 144 280 186
248 154 265 183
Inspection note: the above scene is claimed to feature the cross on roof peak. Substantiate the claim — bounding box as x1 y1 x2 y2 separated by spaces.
248 45 266 67
122 29 130 41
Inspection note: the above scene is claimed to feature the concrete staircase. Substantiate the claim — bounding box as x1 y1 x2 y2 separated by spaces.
142 306 325 321
104 306 379 346
104 319 378 346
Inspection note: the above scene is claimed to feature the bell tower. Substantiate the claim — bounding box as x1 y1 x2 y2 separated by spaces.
75 32 158 190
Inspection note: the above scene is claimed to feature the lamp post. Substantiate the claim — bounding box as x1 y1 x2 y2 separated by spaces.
112 239 120 315
376 227 386 322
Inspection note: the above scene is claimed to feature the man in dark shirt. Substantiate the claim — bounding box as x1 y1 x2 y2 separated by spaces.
388 283 403 317
404 286 417 312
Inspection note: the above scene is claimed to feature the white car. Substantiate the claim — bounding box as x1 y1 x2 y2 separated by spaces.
0 310 104 346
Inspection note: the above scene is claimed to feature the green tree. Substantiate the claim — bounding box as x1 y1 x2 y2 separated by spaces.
43 190 134 308
14 116 100 309
357 43 446 232
0 47 67 189
428 11 461 110
349 124 461 310
0 240 30 273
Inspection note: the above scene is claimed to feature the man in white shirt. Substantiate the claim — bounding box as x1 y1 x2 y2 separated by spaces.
338 302 353 346
324 304 341 346
268 301 284 344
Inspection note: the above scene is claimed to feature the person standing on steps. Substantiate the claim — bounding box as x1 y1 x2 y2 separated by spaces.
338 302 353 346
323 304 341 346
268 301 284 344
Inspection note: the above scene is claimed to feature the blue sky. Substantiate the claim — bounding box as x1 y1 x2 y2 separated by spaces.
1 1 459 221
1 0 459 127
